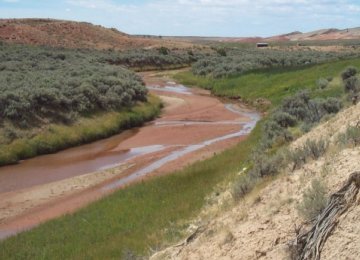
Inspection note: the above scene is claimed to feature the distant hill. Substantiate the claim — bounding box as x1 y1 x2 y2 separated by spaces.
279 27 360 41
164 27 360 43
0 18 193 50
2 19 358 49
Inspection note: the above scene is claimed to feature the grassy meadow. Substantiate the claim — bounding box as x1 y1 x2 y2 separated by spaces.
1 57 358 259
0 121 262 259
175 58 360 109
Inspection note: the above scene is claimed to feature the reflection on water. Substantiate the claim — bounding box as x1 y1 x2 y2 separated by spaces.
147 84 192 95
0 91 259 195
96 145 166 171
103 105 260 191
155 120 242 126
0 130 140 193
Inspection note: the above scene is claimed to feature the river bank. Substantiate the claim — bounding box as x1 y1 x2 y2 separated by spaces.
0 71 259 241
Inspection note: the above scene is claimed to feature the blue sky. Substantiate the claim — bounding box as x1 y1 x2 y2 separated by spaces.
0 0 359 37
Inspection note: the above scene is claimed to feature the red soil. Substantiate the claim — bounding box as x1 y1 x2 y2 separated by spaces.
0 71 256 239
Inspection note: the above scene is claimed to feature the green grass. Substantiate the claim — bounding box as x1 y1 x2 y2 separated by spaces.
2 58 359 259
175 58 360 109
0 120 262 259
0 95 162 166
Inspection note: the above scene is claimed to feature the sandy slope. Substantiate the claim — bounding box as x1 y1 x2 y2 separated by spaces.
152 103 360 260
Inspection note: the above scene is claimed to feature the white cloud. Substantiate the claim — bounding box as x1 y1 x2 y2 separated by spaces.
4 0 358 36
66 0 132 12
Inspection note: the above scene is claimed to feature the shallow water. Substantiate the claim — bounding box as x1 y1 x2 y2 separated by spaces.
103 104 260 191
0 84 259 194
0 78 263 242
147 84 192 95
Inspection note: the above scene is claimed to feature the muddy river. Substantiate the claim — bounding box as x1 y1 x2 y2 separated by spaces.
0 71 260 239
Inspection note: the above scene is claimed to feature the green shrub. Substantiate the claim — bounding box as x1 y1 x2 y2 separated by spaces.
288 147 308 170
192 48 359 78
250 151 285 178
343 76 360 93
337 125 360 147
300 122 314 133
281 91 341 124
320 97 342 114
232 174 258 201
157 46 170 55
281 91 312 121
341 66 357 80
304 139 328 160
106 48 197 69
0 96 162 165
288 139 328 171
316 78 329 89
326 76 333 82
297 178 327 221
0 44 149 127
216 48 227 57
263 120 293 145
232 148 287 201
272 111 297 128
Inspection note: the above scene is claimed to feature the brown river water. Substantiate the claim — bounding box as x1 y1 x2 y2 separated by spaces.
0 72 260 239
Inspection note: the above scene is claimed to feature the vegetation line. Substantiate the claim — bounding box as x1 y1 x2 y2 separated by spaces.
0 121 262 259
175 58 360 109
0 95 162 166
131 64 190 72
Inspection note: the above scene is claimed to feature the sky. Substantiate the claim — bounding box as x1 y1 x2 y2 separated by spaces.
0 0 359 37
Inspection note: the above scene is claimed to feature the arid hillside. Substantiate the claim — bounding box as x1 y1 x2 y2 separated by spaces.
151 102 360 260
0 18 193 50
284 27 360 41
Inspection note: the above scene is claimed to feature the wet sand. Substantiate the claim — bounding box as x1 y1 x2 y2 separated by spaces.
0 71 259 240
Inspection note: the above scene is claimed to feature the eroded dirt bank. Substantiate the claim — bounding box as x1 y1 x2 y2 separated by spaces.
151 103 360 260
0 71 259 240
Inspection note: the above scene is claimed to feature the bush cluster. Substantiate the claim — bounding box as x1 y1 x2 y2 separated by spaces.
105 48 198 69
316 78 329 89
232 174 257 201
288 139 328 171
232 91 340 200
280 91 342 123
0 44 148 127
341 66 357 80
232 148 287 200
297 178 327 221
262 91 341 147
341 66 360 103
192 48 359 78
337 125 360 147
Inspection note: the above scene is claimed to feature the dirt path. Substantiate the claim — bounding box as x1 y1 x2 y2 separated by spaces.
0 71 259 240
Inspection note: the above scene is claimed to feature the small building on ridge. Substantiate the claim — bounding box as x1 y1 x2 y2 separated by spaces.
256 42 269 48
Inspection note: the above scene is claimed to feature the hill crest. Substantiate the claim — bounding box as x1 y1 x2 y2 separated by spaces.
0 18 192 50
